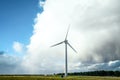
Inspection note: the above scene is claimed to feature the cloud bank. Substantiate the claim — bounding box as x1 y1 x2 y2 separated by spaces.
20 0 120 74
0 52 22 74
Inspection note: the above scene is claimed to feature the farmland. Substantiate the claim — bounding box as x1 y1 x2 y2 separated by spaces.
0 75 120 80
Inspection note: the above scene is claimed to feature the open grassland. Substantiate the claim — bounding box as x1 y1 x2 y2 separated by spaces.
0 76 120 80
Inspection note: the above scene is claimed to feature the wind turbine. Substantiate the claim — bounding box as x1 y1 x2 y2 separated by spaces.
51 25 77 77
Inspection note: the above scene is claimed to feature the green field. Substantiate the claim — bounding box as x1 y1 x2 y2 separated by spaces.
0 76 120 80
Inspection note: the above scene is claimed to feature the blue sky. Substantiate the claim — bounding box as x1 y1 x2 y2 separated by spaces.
0 0 43 54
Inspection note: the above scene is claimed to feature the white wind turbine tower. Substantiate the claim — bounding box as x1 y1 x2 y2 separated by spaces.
51 25 77 77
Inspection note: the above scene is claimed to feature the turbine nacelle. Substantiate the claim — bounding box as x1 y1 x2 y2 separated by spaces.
64 40 68 44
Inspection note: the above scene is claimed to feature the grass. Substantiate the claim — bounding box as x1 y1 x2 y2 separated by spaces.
0 75 120 80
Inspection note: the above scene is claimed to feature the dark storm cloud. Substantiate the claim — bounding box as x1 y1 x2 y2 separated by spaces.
87 60 120 71
94 40 120 62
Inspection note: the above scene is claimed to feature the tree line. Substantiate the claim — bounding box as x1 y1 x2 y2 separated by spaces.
57 70 120 77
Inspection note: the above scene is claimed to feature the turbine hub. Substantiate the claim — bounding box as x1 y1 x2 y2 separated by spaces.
64 40 68 44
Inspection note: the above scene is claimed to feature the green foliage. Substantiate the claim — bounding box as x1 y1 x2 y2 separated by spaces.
57 70 120 77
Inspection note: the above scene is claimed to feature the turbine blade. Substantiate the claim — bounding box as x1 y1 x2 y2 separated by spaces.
67 42 77 53
65 24 70 40
51 41 64 47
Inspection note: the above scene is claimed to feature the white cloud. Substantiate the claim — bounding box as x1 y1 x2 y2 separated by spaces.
13 42 24 53
21 0 120 74
39 0 45 7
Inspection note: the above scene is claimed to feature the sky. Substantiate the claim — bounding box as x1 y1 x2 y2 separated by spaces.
0 0 41 54
0 0 120 74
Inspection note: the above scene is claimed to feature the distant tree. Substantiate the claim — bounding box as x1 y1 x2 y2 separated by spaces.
56 70 120 77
